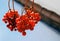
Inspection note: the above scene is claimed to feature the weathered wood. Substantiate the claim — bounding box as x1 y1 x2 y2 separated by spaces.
15 0 60 32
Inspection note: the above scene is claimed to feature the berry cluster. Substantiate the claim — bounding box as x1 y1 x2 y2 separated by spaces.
2 9 41 36
16 9 41 36
2 10 19 31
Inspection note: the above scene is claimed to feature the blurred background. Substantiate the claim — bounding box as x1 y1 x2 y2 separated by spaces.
0 0 60 41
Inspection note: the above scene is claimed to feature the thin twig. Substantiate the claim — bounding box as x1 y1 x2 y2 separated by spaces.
8 0 11 10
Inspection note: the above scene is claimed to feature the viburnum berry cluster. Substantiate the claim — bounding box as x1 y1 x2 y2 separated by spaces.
2 10 19 31
2 9 41 36
16 9 41 36
2 0 41 36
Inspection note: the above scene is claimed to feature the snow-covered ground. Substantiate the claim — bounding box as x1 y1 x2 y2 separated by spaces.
31 0 60 15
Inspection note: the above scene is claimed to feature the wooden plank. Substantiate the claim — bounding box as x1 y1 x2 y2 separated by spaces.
15 0 60 32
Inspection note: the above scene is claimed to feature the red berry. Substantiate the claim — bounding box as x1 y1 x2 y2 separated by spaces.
7 24 13 31
22 31 26 36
